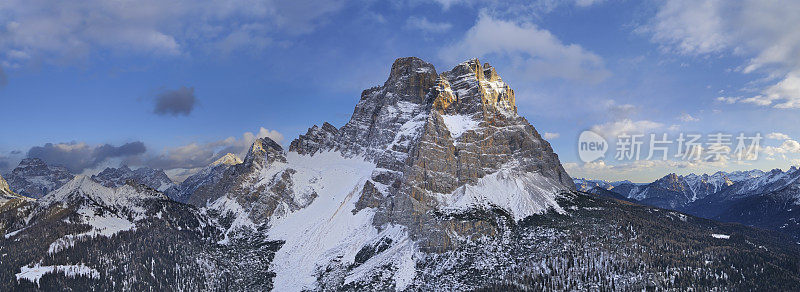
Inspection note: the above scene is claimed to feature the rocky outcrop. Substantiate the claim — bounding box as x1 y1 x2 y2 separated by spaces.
170 153 242 203
289 122 339 155
5 158 75 199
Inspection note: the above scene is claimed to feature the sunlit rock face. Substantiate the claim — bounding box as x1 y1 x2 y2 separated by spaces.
0 173 24 204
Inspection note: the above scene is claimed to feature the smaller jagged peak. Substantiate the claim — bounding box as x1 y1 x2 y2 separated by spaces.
482 62 501 82
244 137 286 167
445 58 504 83
448 58 483 79
212 153 243 167
382 57 438 102
41 175 102 204
17 157 46 168
389 57 437 79
321 122 337 132
654 173 682 185
289 122 341 155
97 165 133 176
13 157 71 174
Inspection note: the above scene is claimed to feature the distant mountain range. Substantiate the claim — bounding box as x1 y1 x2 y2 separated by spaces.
2 57 800 290
575 167 800 240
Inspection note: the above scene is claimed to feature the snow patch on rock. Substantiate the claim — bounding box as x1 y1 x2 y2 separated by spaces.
442 168 567 221
441 114 481 139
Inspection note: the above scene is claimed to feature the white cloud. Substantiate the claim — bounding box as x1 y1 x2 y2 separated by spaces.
564 158 728 182
678 113 699 122
440 12 609 83
766 132 791 140
643 0 800 109
716 96 740 104
543 132 560 139
0 0 345 65
589 119 663 139
430 0 605 12
761 139 800 157
767 72 800 108
574 0 604 7
405 17 452 33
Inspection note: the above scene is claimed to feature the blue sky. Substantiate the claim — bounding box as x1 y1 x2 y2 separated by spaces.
1 0 800 182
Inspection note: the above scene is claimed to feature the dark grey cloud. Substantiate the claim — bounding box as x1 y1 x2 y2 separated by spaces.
153 86 197 116
0 159 9 172
0 66 7 87
27 141 146 173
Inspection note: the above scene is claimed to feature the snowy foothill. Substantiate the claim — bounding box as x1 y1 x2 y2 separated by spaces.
47 206 136 255
16 263 100 287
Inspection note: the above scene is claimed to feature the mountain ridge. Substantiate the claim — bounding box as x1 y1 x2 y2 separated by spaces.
2 57 800 290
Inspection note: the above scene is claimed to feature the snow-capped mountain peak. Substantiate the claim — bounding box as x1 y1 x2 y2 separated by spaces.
4 158 75 199
211 153 242 167
92 165 176 192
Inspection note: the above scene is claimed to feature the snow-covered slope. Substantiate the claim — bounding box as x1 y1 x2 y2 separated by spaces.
444 167 567 221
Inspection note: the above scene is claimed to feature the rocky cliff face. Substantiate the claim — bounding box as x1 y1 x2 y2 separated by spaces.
5 158 75 199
